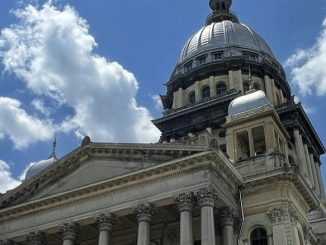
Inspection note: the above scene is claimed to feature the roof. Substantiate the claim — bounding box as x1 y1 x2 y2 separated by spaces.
178 20 276 64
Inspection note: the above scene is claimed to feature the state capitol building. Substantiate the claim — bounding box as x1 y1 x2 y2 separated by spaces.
1 0 326 244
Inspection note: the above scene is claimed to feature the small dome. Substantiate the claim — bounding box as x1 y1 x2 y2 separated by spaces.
228 90 269 116
25 157 56 180
179 20 276 64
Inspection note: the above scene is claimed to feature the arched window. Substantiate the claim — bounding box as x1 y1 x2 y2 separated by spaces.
189 92 196 105
202 86 210 100
250 228 268 245
243 82 250 93
216 82 227 95
253 82 261 91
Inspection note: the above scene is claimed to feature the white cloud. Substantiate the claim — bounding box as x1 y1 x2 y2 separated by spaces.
285 17 326 96
31 99 52 117
0 3 160 144
151 94 163 111
0 97 54 149
0 160 21 193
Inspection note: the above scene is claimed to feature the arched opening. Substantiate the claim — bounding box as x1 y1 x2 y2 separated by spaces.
202 86 210 100
216 82 227 96
243 82 250 93
252 126 266 156
250 227 268 245
189 91 196 105
236 131 250 161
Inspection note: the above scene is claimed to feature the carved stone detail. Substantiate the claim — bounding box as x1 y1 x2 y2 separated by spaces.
217 207 238 226
196 187 218 207
95 213 117 232
59 222 80 241
175 192 195 212
288 206 299 223
134 202 156 223
267 208 284 224
26 231 46 245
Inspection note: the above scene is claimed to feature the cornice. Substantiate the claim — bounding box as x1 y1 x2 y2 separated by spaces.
0 143 208 208
0 150 242 221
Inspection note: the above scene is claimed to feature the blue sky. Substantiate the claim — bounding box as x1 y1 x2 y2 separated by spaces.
0 0 326 192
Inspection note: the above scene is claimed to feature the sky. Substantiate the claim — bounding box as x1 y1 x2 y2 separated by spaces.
0 0 326 193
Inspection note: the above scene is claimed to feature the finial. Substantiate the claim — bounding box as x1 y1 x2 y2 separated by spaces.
49 135 57 159
206 0 239 24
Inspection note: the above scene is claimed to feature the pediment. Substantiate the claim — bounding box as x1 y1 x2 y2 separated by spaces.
0 143 209 208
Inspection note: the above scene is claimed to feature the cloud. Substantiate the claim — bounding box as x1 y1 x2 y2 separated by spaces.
151 94 163 111
0 3 160 144
285 18 326 96
0 160 21 193
0 97 55 149
31 99 52 117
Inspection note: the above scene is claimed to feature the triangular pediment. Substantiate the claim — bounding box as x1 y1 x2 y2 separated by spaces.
0 143 209 208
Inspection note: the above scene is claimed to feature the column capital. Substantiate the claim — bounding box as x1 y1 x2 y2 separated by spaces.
217 207 238 226
0 240 13 245
267 208 284 224
175 192 195 212
26 231 46 245
134 202 156 223
196 187 218 207
95 213 117 232
59 222 80 241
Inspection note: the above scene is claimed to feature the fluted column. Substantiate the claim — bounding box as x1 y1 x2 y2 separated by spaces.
303 144 314 187
59 222 79 245
95 213 116 245
293 129 309 178
196 187 218 245
310 154 320 195
175 192 195 245
134 203 155 245
218 207 236 245
26 231 46 245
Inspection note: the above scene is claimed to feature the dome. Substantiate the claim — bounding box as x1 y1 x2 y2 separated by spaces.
228 90 270 116
25 158 57 180
178 20 276 64
25 157 57 180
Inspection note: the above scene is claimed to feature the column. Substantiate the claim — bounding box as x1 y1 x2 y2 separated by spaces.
310 154 320 195
95 213 116 245
59 222 79 245
196 187 218 245
303 144 314 187
315 161 326 200
26 231 46 245
293 129 309 178
175 192 194 245
267 208 287 245
248 129 255 157
134 202 156 245
218 207 236 245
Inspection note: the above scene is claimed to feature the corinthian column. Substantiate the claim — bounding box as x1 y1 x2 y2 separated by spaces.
95 213 117 245
26 231 46 245
59 222 79 245
196 187 218 245
175 192 195 245
218 207 236 245
134 202 156 245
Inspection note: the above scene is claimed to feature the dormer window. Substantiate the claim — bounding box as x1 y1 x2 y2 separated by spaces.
184 61 193 72
197 55 207 65
213 52 223 61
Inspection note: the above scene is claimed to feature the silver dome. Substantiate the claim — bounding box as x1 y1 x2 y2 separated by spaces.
228 90 269 116
25 157 56 180
179 20 276 64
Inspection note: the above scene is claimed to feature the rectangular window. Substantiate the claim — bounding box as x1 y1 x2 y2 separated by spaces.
243 52 259 61
197 55 207 65
212 52 223 60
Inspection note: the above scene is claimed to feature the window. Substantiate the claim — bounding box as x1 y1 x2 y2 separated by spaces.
237 131 250 161
184 61 193 72
250 228 268 245
243 82 250 93
244 52 259 61
216 82 227 95
252 127 266 156
213 52 223 61
197 55 207 65
202 86 210 100
189 91 196 105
